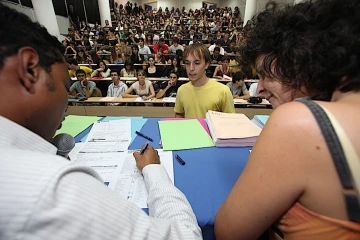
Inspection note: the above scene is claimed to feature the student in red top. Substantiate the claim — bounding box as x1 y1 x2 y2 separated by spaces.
153 38 169 54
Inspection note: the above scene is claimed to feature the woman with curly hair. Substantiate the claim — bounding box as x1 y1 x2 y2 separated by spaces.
215 0 360 239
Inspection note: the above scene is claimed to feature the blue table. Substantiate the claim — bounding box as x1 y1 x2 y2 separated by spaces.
75 117 250 239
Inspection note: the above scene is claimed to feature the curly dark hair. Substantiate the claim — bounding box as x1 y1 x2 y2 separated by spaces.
0 3 64 73
241 0 360 101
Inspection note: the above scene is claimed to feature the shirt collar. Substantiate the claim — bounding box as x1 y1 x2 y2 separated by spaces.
0 116 57 155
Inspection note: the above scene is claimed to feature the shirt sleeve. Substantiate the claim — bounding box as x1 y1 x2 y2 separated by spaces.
222 87 236 113
69 82 77 93
107 84 112 97
242 84 248 92
88 81 96 90
174 87 185 114
25 164 202 240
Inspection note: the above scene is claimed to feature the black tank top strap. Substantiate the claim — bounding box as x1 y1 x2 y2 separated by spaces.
296 98 360 223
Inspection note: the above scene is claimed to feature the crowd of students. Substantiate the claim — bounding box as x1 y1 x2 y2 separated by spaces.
65 2 256 103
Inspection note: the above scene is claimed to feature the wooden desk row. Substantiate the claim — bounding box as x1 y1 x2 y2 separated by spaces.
71 77 259 83
66 105 273 119
71 97 270 106
79 63 239 67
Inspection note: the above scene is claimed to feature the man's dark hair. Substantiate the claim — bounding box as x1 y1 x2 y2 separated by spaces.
66 58 78 65
110 69 120 75
242 0 360 101
214 47 220 52
76 69 86 76
172 37 179 44
232 71 246 83
0 3 64 72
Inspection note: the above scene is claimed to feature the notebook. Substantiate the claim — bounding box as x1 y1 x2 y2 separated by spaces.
206 110 262 147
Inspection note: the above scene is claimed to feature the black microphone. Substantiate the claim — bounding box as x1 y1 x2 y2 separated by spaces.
51 133 75 159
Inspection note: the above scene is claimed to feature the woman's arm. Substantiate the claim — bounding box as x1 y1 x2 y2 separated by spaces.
214 102 326 240
101 68 111 78
122 86 139 98
147 82 156 99
213 66 221 78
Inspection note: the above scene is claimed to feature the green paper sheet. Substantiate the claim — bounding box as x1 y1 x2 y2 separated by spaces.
55 115 101 137
159 119 215 151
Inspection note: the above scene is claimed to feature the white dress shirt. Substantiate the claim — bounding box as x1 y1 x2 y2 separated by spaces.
0 116 202 240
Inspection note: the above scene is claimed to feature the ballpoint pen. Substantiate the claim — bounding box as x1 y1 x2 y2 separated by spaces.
140 142 149 155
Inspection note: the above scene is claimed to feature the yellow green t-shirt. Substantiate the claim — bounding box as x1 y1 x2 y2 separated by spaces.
68 66 93 78
174 79 235 118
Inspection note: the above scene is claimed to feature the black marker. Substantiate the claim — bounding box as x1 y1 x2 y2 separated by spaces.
175 154 186 166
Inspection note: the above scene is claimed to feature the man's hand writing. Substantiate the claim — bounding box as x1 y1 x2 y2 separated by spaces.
133 145 160 171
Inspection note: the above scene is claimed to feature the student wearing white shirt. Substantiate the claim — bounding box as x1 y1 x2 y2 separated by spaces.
106 69 128 106
208 39 225 55
138 37 152 61
0 4 202 240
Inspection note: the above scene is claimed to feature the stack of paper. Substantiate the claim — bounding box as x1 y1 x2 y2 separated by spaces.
206 110 262 147
71 119 132 183
252 115 270 129
158 119 214 151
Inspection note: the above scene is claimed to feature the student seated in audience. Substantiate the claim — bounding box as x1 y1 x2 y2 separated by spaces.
208 39 225 55
121 61 137 77
153 38 169 54
210 47 223 64
213 56 232 78
130 45 144 64
165 56 186 77
145 56 161 77
248 82 260 97
169 37 184 54
111 45 125 65
91 60 111 78
123 70 155 101
154 50 167 64
66 58 93 78
156 71 183 98
118 39 132 60
215 1 360 239
175 43 235 118
69 69 97 98
138 37 152 61
0 5 202 239
106 69 128 105
226 71 250 100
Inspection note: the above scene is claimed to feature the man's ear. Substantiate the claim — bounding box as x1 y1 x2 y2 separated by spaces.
205 61 210 70
17 47 40 94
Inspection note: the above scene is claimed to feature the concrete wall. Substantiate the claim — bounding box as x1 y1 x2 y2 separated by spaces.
2 1 69 41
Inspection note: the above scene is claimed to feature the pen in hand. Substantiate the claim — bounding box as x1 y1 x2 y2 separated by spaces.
140 142 149 155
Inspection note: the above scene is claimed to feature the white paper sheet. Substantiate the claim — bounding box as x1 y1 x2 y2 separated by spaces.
79 141 130 153
135 97 152 102
86 119 131 142
162 97 176 103
73 152 127 183
69 142 85 161
109 150 174 208
99 97 116 101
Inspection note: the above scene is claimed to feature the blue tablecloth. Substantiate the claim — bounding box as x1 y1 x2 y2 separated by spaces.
75 117 250 239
